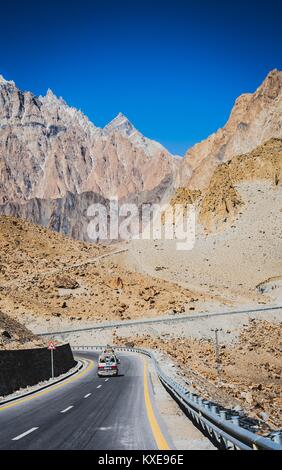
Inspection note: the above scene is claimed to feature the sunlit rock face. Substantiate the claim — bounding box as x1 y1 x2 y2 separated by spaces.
0 77 179 203
181 70 282 189
0 76 179 238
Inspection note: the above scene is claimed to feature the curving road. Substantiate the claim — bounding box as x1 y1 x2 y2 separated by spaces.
0 352 172 450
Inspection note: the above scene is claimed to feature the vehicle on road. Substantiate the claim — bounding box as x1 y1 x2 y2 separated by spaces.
103 345 120 364
97 354 119 377
103 345 115 355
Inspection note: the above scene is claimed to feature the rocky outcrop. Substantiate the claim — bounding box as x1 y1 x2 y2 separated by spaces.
54 275 80 290
0 191 110 241
198 138 282 230
182 70 282 190
172 138 282 232
0 174 176 241
0 310 44 350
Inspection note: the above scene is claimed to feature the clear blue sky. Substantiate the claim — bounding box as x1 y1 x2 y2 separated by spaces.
0 0 281 155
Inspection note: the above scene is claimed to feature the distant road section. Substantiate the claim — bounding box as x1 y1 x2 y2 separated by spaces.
39 305 282 337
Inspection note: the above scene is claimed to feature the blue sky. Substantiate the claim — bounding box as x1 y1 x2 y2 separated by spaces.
0 0 281 155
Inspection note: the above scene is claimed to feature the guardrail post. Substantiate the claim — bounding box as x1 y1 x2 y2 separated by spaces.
273 433 282 445
219 410 227 419
231 416 240 426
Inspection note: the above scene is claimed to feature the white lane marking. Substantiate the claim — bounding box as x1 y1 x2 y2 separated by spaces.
84 393 91 399
105 379 109 382
12 427 39 441
96 385 102 389
60 406 74 413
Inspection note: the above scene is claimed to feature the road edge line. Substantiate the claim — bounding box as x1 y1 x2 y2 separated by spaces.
0 358 95 412
0 360 84 406
143 359 170 451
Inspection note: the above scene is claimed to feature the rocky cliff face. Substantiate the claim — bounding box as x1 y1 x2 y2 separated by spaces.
0 175 174 242
182 70 282 189
0 75 179 238
198 138 282 231
0 76 178 201
1 70 281 240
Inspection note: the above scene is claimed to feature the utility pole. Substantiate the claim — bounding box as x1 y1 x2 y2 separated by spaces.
211 328 223 383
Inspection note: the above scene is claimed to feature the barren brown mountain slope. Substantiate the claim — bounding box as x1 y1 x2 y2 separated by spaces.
199 138 282 231
182 69 282 190
0 216 213 331
164 138 282 232
0 310 44 350
124 139 282 307
0 216 107 282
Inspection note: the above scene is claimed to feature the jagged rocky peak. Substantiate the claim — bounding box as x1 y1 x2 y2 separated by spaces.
0 74 178 211
0 75 42 123
103 112 178 160
104 112 136 137
46 88 57 98
256 69 282 99
39 87 99 136
42 88 65 104
0 74 15 86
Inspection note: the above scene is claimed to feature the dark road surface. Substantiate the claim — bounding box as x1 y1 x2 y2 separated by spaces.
0 352 171 450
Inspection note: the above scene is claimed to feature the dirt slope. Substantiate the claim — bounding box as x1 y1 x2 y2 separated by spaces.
0 310 44 350
199 138 282 231
0 216 210 330
123 138 282 308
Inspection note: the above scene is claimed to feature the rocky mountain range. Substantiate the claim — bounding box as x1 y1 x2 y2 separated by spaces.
0 69 281 240
0 75 179 203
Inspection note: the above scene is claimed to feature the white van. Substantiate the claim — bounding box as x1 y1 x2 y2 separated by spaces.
97 354 119 377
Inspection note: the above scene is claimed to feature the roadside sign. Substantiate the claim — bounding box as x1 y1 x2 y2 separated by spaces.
48 341 56 379
48 341 56 350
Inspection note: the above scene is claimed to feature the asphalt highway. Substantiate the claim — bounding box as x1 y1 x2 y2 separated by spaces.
0 352 171 450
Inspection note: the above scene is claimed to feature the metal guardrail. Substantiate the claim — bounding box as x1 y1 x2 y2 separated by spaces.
73 345 282 451
39 305 282 337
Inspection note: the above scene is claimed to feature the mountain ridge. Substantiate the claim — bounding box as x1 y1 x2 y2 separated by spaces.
0 75 179 206
181 69 282 189
0 69 281 240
